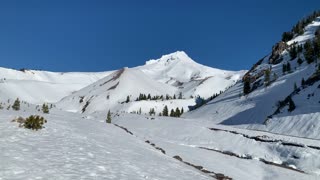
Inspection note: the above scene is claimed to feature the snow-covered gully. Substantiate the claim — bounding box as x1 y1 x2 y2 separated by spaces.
113 123 233 180
208 128 320 150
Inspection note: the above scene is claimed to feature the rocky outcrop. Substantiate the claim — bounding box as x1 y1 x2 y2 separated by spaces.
269 41 288 64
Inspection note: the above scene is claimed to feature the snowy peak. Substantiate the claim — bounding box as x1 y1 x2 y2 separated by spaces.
139 51 245 84
145 51 194 65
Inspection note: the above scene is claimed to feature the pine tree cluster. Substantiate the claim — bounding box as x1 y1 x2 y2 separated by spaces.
161 105 184 117
282 10 320 42
282 62 291 74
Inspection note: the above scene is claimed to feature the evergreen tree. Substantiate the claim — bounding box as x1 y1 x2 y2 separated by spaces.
288 97 296 112
170 109 175 117
12 98 20 111
289 46 297 60
301 78 306 86
149 108 155 116
282 31 294 42
243 78 251 95
147 94 151 100
181 107 184 114
264 69 271 86
297 57 303 65
162 105 168 116
282 63 287 74
173 94 176 99
178 92 183 99
287 62 291 72
126 96 130 103
175 107 181 117
42 103 49 114
106 110 112 123
294 82 298 91
304 40 315 64
138 107 142 115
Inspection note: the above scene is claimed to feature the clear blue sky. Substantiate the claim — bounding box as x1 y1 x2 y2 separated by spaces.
0 0 319 72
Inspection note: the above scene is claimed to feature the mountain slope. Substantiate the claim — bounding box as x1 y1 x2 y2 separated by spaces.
185 15 320 139
57 68 178 114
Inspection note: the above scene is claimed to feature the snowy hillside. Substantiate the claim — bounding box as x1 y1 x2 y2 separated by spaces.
56 51 245 115
186 15 320 139
1 105 318 180
57 68 181 114
0 67 112 104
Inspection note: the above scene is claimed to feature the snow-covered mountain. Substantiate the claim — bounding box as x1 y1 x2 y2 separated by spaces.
136 51 245 98
0 51 245 115
2 12 320 180
55 51 245 114
186 15 320 139
0 68 112 104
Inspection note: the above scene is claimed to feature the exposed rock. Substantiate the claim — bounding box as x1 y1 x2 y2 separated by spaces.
269 41 288 64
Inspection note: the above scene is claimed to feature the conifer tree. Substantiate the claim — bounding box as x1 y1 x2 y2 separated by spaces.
42 103 49 114
12 98 20 111
301 78 306 86
126 96 130 103
175 107 181 117
264 69 271 86
289 46 297 60
282 64 287 74
181 107 184 114
170 109 175 117
178 92 183 99
287 62 291 72
297 57 303 65
288 97 296 112
304 40 315 64
243 78 251 95
106 110 112 123
149 108 155 116
162 105 168 116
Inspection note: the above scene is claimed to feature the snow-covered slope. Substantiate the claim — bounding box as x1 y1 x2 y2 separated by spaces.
0 68 112 104
186 16 320 139
57 68 179 114
55 51 245 114
136 51 246 98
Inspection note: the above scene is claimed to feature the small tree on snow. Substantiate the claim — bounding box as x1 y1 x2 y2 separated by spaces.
162 105 169 116
288 97 296 112
42 103 49 114
12 98 20 111
106 110 112 123
126 96 130 103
